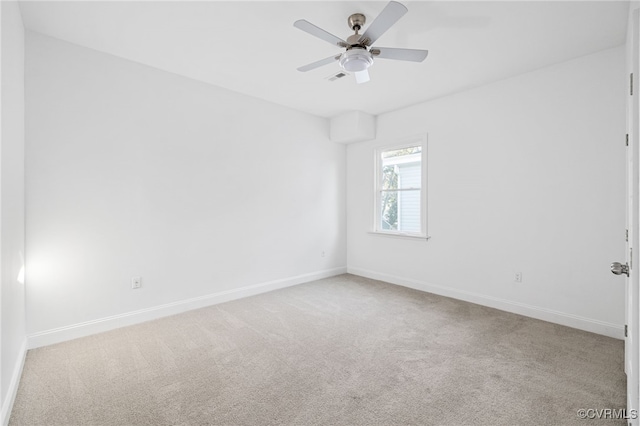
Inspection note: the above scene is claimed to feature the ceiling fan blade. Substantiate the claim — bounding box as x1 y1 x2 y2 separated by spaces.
359 1 408 46
371 47 429 62
297 55 340 72
294 20 348 47
355 69 370 84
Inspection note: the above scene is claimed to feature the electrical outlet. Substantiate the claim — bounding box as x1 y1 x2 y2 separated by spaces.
514 272 522 283
131 277 142 289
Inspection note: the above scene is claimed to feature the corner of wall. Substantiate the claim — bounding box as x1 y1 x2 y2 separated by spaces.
1 1 28 423
0 339 26 426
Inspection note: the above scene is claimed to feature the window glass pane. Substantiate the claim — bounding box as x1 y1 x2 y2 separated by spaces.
398 190 421 232
381 146 421 190
380 189 421 232
381 164 399 190
380 190 398 230
381 146 421 159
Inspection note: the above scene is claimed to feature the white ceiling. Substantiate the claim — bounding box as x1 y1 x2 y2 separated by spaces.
18 1 630 118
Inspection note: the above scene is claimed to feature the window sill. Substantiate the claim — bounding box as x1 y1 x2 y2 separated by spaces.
368 231 431 241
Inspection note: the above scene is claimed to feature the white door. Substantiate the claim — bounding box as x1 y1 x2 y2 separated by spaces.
623 10 640 424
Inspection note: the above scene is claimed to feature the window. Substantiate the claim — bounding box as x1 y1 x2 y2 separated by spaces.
374 137 427 238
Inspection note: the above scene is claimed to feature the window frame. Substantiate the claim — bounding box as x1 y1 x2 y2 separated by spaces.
372 135 429 240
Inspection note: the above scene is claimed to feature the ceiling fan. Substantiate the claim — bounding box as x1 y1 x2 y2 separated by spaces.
294 1 428 84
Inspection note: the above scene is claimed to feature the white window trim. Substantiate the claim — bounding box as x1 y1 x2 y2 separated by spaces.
372 135 429 239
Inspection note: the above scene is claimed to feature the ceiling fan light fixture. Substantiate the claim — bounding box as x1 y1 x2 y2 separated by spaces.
339 48 373 72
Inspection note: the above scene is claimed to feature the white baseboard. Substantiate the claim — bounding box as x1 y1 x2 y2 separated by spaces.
1 338 27 426
28 266 347 349
348 267 624 339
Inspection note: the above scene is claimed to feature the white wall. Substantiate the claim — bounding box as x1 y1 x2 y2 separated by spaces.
347 46 626 338
25 32 346 346
0 1 27 423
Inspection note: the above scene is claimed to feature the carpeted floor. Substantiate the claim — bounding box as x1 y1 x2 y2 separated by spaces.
9 274 626 425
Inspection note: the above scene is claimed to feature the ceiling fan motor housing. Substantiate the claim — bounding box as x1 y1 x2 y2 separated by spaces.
348 13 366 31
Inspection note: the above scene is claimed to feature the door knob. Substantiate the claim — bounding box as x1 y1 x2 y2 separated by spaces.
611 262 630 277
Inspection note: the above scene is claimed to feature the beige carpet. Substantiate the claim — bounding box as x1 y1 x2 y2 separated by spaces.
10 274 626 425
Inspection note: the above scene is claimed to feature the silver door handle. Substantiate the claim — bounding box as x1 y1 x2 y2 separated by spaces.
611 262 630 277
